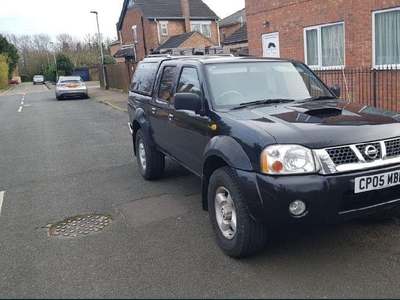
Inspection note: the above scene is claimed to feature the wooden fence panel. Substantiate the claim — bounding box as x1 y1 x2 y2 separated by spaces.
101 62 138 92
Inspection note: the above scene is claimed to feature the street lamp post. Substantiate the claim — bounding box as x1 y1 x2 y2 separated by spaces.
90 10 108 90
48 42 58 82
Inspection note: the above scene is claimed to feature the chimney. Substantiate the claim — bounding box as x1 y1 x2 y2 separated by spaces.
181 0 191 33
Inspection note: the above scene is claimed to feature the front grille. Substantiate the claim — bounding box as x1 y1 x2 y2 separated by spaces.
326 147 358 165
340 185 400 212
386 139 400 158
325 138 400 166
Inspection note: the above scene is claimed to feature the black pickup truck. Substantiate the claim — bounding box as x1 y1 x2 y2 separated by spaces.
127 55 400 257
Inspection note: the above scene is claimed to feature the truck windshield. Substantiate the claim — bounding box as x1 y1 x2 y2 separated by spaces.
205 61 334 108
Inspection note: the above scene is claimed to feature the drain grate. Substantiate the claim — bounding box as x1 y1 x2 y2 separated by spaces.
47 214 113 238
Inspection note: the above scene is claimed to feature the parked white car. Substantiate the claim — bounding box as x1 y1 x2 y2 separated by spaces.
33 75 44 85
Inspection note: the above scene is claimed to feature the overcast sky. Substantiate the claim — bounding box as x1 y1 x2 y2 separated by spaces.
0 0 245 41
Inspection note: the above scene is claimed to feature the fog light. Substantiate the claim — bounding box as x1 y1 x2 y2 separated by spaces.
289 200 307 216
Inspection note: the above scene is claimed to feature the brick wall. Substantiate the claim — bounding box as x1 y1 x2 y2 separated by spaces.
245 0 400 67
220 24 242 41
181 32 217 48
110 43 125 64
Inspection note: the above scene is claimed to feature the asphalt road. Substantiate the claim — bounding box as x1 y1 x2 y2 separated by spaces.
1 82 400 298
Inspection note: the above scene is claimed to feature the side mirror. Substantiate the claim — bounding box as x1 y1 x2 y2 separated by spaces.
174 93 201 112
330 84 341 98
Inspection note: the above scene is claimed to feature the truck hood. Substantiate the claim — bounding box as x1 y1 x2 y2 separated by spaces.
226 100 400 148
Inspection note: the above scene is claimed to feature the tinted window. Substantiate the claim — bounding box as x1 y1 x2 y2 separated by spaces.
177 67 202 98
158 66 177 102
131 62 157 95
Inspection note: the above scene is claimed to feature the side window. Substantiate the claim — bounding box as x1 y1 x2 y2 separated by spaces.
130 62 157 95
177 67 202 99
158 66 177 102
373 8 400 67
160 22 168 36
304 22 344 69
132 25 138 44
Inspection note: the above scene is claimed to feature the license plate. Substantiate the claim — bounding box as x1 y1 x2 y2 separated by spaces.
68 85 78 88
354 170 400 193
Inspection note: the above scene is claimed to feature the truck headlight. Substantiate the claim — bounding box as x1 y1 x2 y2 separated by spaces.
261 145 318 174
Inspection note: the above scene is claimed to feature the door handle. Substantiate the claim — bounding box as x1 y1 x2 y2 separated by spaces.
168 114 174 121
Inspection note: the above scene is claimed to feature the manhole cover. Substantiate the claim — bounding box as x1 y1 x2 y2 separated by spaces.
47 214 113 238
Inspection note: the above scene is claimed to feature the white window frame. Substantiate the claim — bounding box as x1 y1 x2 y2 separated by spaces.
190 21 212 38
160 21 168 36
372 7 400 69
303 22 345 70
132 25 138 44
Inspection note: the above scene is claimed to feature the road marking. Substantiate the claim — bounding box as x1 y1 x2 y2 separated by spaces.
0 191 4 215
18 93 25 112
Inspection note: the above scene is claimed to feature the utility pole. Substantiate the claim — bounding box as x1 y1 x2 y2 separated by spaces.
90 11 108 89
48 42 58 81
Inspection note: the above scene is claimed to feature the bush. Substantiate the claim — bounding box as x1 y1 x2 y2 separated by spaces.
0 54 9 89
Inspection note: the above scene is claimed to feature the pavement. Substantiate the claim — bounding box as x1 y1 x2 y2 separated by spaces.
45 81 129 112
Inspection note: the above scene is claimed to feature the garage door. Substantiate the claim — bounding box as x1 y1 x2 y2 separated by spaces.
73 70 90 81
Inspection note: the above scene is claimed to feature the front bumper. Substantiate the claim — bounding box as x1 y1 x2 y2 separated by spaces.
236 164 400 225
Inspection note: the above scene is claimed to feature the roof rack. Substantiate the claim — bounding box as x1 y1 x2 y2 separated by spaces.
146 53 234 58
146 54 172 58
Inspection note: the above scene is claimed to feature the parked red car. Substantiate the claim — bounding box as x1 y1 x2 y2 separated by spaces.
11 77 20 84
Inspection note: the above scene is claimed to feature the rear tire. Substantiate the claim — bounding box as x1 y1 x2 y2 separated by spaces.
208 166 268 258
135 129 165 180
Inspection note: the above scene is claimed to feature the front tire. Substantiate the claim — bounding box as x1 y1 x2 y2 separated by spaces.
208 166 268 258
135 129 165 180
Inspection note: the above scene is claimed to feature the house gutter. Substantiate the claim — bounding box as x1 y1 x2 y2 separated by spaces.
217 19 221 46
154 18 161 45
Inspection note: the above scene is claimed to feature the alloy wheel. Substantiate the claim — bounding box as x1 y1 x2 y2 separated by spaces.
214 186 237 239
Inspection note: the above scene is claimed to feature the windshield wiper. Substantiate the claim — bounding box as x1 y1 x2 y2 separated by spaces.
299 95 336 102
231 99 295 110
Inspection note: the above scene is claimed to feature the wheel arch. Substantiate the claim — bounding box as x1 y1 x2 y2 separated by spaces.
201 136 253 211
130 108 156 155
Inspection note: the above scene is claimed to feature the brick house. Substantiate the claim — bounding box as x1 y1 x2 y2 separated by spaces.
219 9 248 55
245 0 400 69
111 0 220 62
244 0 400 112
219 8 246 42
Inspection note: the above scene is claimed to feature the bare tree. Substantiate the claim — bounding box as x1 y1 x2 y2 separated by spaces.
5 32 115 80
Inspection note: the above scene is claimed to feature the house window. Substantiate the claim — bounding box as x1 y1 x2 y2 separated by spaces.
304 22 345 68
373 8 400 67
160 22 168 36
132 25 138 44
190 22 211 38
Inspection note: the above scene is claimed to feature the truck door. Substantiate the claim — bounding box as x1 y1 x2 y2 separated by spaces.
167 66 211 176
149 64 178 154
